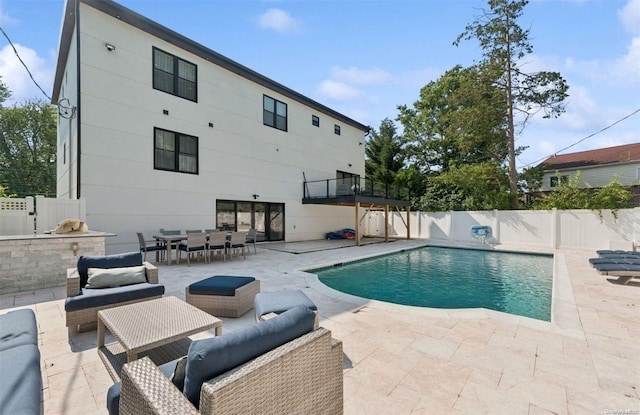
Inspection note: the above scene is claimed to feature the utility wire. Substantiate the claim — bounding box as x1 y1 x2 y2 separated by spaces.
0 25 52 102
520 107 640 168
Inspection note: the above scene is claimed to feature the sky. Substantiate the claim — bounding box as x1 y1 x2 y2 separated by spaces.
0 0 639 170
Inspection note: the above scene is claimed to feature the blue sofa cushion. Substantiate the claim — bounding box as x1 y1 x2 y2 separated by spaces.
0 344 42 415
64 283 165 312
183 305 316 407
254 289 317 318
0 309 38 352
188 276 255 296
77 252 143 288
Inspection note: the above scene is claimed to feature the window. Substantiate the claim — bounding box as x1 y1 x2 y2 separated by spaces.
312 115 319 127
550 175 569 188
154 128 198 174
334 124 341 135
263 95 287 131
153 47 197 102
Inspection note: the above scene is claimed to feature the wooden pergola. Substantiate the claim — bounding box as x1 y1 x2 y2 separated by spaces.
302 194 411 246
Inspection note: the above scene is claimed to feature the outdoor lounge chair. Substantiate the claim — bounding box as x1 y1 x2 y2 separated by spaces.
588 257 640 267
597 250 640 257
594 263 640 284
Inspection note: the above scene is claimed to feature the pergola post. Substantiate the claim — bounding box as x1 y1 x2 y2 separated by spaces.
355 202 361 246
407 206 411 240
384 204 389 242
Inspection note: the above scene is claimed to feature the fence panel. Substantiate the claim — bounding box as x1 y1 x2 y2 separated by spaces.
0 197 34 235
34 196 86 234
0 197 85 236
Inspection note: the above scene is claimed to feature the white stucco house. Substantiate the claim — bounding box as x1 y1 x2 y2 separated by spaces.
537 142 640 205
52 0 408 254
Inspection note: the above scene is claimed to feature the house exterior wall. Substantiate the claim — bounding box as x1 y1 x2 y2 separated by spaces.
539 161 640 191
56 27 79 199
58 3 366 253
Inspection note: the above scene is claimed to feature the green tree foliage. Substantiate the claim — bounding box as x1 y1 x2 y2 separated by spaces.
416 163 511 211
0 185 16 198
398 65 507 175
454 0 569 208
533 172 632 219
365 118 405 185
0 80 57 197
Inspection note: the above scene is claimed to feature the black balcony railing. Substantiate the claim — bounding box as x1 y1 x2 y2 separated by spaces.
303 177 410 201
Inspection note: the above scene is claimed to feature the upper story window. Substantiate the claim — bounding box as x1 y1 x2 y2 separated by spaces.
263 95 287 131
334 124 341 135
153 47 197 102
154 127 198 174
312 115 320 127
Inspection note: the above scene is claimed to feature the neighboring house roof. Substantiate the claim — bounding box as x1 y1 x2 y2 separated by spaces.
538 142 640 170
52 0 369 133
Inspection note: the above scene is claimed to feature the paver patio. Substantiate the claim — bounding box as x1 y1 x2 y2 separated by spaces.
0 239 638 414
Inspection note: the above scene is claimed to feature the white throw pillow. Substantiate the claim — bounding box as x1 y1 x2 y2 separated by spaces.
85 265 147 289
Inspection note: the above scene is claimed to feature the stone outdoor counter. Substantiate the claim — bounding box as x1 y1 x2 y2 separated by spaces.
0 231 115 295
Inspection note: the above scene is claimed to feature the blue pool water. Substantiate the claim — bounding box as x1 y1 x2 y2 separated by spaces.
314 247 553 321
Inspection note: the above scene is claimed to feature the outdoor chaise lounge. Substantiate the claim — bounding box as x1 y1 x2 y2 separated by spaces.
588 257 640 267
109 306 343 415
596 250 640 257
593 263 640 285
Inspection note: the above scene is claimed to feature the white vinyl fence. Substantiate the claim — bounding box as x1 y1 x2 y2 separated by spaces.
363 207 640 251
0 196 86 236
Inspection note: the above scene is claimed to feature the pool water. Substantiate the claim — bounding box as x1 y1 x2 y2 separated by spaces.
314 246 553 321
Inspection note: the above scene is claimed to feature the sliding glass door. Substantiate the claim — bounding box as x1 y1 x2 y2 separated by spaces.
216 200 285 242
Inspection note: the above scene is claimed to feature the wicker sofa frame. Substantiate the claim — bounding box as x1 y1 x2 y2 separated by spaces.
66 262 160 332
119 327 343 415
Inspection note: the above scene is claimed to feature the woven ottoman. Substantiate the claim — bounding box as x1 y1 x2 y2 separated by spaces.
186 276 260 317
254 289 319 328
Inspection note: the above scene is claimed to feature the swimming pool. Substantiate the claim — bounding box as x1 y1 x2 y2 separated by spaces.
313 246 553 321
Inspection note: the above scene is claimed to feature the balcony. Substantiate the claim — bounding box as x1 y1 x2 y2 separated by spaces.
302 177 411 208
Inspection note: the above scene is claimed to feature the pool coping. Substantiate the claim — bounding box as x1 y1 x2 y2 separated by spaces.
295 242 584 340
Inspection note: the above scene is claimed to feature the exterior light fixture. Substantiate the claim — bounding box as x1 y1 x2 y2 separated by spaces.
252 194 260 200
70 242 79 256
105 43 116 52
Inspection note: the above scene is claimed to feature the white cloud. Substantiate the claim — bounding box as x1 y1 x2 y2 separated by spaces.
0 43 52 104
258 9 300 34
618 0 640 34
317 80 363 101
330 66 393 86
612 36 640 84
0 10 19 27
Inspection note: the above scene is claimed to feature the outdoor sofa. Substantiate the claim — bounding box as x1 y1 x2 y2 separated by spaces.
0 309 43 414
108 305 343 415
65 252 165 332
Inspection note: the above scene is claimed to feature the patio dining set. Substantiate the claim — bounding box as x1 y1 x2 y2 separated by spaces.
137 229 258 266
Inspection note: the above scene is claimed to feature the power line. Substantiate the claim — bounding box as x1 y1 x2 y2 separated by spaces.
0 25 52 102
520 107 640 168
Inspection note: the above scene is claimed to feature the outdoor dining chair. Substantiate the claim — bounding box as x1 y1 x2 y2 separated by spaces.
246 229 257 254
207 231 228 261
178 232 208 266
136 232 166 262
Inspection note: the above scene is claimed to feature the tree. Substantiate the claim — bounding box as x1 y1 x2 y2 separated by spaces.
0 76 10 104
455 0 569 208
0 85 57 197
365 118 405 185
398 65 507 176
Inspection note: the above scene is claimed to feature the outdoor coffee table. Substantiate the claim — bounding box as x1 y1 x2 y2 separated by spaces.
97 296 222 381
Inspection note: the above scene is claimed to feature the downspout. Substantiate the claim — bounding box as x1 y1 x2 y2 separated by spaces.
74 0 82 198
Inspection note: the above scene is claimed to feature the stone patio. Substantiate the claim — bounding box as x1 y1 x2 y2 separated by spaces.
0 239 638 414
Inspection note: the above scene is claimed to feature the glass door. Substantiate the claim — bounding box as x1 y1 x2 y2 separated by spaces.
216 200 284 241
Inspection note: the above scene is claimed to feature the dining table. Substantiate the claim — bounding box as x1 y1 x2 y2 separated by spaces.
152 234 188 265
